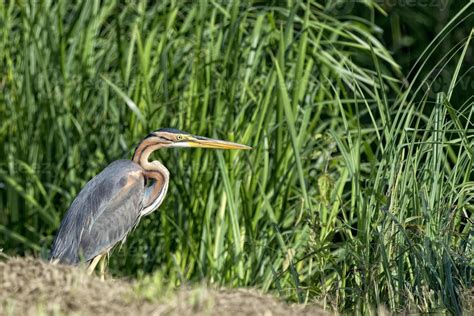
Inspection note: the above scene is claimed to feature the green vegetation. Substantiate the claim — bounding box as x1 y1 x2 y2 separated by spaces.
1 1 472 314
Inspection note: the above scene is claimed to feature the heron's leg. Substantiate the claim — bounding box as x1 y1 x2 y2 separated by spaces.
50 258 60 265
87 254 102 275
99 252 108 281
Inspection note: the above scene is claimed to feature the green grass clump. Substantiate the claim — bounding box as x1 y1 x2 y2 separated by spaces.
0 1 472 314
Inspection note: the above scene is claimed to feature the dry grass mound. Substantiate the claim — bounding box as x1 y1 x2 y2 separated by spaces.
0 257 329 315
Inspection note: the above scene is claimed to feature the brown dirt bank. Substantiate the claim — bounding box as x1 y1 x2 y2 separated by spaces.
0 257 329 315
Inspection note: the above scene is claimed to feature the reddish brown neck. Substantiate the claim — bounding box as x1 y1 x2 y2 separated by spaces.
132 138 164 169
132 137 170 215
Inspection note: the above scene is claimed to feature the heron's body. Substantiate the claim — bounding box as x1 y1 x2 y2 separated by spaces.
49 128 249 275
49 160 166 264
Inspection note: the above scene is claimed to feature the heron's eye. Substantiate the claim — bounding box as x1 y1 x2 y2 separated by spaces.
176 135 184 141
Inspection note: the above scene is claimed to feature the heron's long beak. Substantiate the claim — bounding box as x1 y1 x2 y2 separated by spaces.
188 136 252 150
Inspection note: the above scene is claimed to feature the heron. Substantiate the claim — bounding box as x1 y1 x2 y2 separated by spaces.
49 128 251 277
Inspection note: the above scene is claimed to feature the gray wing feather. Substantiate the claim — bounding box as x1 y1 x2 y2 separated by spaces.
49 160 145 264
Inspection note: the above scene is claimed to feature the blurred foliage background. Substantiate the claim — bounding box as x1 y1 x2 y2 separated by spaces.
1 0 472 313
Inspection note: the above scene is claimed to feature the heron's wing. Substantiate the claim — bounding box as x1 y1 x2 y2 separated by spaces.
79 170 145 261
49 160 145 264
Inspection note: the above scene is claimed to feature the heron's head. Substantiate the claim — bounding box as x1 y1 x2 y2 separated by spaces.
145 128 252 150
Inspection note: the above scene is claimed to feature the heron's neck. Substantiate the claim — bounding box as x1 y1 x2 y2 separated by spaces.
132 140 170 216
132 139 164 170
